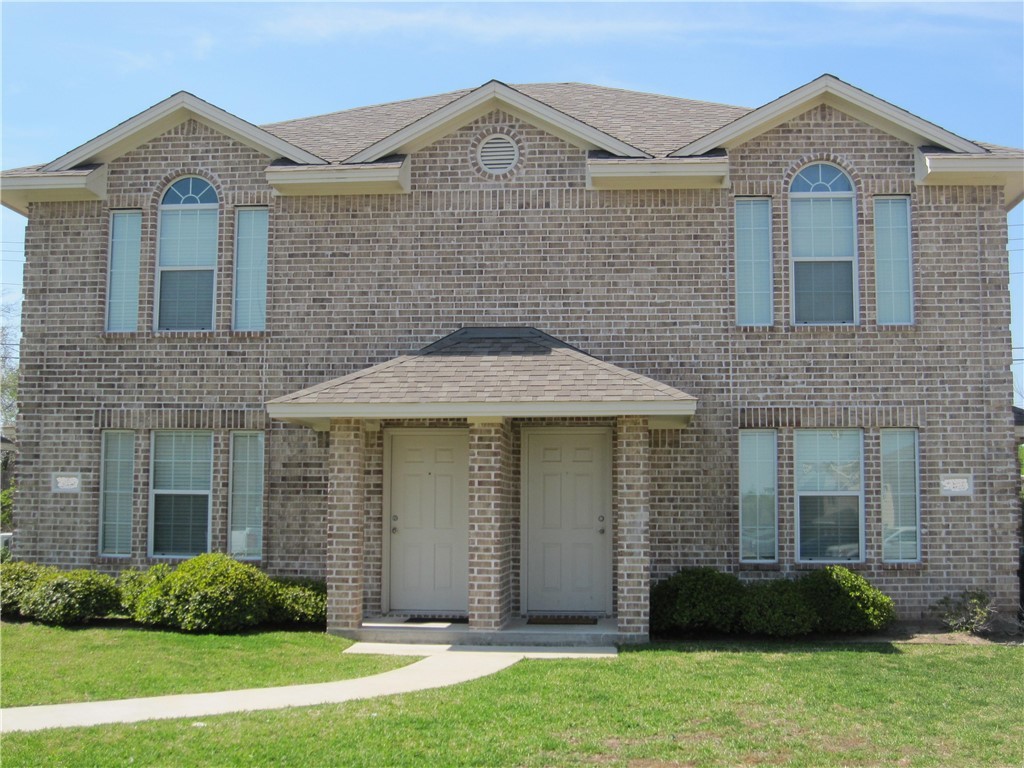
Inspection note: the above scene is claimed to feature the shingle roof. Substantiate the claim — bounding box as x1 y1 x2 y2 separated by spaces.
261 83 752 163
269 327 696 407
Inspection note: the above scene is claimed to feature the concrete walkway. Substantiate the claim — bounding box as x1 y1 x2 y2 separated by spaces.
0 643 616 733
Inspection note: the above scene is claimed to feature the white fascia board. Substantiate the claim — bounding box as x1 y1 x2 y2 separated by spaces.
673 75 983 157
916 153 1024 210
346 81 648 163
267 399 698 423
0 166 108 215
267 159 410 196
43 92 325 172
587 158 729 190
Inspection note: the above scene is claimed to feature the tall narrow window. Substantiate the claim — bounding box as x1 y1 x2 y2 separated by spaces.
233 208 268 331
790 164 856 324
150 431 213 557
229 432 264 559
874 197 913 325
795 429 863 561
735 198 773 326
157 177 218 331
100 431 135 556
739 430 777 562
107 211 142 332
881 429 920 562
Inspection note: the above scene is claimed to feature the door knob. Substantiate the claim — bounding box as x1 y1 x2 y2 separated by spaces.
392 527 398 534
598 528 605 535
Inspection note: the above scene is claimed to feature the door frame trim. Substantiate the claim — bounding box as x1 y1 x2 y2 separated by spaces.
382 427 470 615
519 426 614 616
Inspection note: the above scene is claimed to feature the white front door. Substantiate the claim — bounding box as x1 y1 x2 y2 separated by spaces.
388 431 469 614
524 430 612 614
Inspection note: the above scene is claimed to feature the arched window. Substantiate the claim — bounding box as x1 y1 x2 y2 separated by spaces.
157 177 218 330
790 163 856 324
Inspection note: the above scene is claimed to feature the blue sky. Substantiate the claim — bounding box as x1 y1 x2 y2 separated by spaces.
1 1 1022 402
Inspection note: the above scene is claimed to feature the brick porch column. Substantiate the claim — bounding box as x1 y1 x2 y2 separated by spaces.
467 417 512 631
614 415 651 641
326 418 365 633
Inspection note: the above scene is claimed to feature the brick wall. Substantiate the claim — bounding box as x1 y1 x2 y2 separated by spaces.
15 105 1019 621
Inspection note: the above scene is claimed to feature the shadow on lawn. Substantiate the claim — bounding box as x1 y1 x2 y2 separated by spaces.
632 635 903 655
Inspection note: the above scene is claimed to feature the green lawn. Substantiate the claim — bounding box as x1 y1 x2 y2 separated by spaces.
0 620 412 707
2 638 1021 767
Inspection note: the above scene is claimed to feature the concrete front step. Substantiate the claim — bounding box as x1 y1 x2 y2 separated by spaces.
334 617 643 647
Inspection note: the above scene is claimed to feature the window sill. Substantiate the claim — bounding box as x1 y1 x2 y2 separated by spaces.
737 562 782 571
100 331 268 340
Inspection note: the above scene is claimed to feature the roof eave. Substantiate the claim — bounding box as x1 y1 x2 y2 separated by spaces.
587 158 729 190
346 80 649 164
915 152 1024 211
0 166 108 216
267 399 698 430
671 75 985 158
42 92 326 173
266 158 411 196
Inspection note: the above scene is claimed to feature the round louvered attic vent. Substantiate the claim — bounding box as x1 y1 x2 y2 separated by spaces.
477 135 520 174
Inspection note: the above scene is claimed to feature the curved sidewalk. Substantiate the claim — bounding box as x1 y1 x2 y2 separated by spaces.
0 643 616 733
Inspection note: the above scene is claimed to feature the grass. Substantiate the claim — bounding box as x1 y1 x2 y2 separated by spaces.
2 639 1022 767
0 620 412 707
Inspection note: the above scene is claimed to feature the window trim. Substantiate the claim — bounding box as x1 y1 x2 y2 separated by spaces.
99 430 135 557
148 430 213 558
789 163 859 326
794 428 865 564
873 195 914 326
735 197 774 327
154 177 219 333
228 430 265 561
232 207 268 332
739 429 778 564
880 428 921 563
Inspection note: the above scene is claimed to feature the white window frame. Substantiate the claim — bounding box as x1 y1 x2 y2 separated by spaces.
873 196 914 326
228 430 265 561
794 429 865 563
106 210 142 332
148 430 213 558
232 207 268 332
735 197 773 327
99 430 135 557
880 428 921 563
789 163 859 326
739 429 778 563
154 178 219 332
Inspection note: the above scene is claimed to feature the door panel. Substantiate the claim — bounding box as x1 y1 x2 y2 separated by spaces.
389 432 468 613
526 431 611 613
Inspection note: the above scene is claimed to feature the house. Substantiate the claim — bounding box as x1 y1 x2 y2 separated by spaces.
2 75 1021 643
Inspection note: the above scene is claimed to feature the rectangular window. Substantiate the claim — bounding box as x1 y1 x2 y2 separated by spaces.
233 208 268 331
157 208 217 330
791 196 856 323
106 211 142 332
874 197 913 325
229 432 264 559
881 429 920 562
795 429 863 561
100 431 135 556
150 431 213 557
735 198 773 326
739 430 777 562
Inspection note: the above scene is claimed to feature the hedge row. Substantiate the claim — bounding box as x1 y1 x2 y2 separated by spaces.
0 554 326 632
650 566 895 638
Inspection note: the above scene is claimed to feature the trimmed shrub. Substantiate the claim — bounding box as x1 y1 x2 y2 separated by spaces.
649 574 685 635
671 567 746 634
800 566 895 633
267 578 327 627
741 579 818 638
119 564 174 625
159 554 272 633
934 590 996 635
0 560 58 618
20 570 120 625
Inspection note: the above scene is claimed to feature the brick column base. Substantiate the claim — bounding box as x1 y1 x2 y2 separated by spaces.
326 419 365 633
615 415 651 642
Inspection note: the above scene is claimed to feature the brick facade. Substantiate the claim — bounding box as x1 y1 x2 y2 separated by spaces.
12 98 1020 639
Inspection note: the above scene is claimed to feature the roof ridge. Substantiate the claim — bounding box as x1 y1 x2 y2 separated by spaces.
261 88 473 129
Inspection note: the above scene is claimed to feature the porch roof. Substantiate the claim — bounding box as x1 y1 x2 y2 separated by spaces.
266 327 697 429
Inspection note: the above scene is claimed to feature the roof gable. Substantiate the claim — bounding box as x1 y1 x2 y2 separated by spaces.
43 91 326 172
673 74 984 157
345 80 651 163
